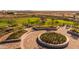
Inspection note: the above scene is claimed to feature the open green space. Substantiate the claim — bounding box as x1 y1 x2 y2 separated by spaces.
0 17 79 31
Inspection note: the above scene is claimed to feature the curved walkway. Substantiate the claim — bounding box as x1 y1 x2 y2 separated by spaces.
0 32 20 49
0 42 20 49
54 26 79 49
21 30 46 49
21 27 79 49
0 32 13 42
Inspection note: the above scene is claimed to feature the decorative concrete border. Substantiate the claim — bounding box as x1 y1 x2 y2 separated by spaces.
0 39 20 44
2 30 27 44
33 27 58 31
37 32 69 49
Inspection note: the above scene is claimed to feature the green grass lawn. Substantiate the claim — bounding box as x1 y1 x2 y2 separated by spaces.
54 20 76 25
0 23 8 27
15 17 40 25
0 17 78 29
44 19 77 27
0 17 79 39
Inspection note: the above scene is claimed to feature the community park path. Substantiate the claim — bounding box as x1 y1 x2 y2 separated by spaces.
55 26 79 49
21 30 46 49
0 32 20 49
21 26 79 49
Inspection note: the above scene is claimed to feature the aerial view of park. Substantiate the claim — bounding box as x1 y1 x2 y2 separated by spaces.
0 11 79 49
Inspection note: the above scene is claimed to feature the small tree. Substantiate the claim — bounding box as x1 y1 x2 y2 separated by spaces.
40 16 46 24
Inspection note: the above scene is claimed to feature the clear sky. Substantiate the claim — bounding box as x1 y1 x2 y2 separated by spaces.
0 0 78 10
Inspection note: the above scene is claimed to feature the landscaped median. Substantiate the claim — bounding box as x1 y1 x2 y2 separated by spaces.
0 30 27 44
32 26 59 31
67 28 79 37
37 32 69 49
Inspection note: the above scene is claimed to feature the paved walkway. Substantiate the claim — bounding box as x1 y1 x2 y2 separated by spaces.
0 32 20 49
0 32 13 42
21 27 79 49
0 42 20 49
55 26 79 49
21 30 46 49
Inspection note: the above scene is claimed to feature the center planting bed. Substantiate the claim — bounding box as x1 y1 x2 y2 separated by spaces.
37 32 69 49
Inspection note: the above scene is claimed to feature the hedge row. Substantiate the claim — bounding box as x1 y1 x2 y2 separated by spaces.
0 39 20 44
33 27 58 31
67 31 79 37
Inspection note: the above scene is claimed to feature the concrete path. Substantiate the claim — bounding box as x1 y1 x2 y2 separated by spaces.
21 30 46 49
0 42 20 49
0 32 20 49
0 32 13 42
54 26 79 49
21 27 79 49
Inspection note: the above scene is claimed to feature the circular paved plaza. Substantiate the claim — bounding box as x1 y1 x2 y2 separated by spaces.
21 26 79 49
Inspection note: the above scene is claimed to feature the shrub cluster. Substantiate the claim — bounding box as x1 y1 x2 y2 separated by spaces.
40 32 66 44
70 28 79 33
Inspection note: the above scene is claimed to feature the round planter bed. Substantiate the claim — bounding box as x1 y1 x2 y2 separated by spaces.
37 32 69 49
